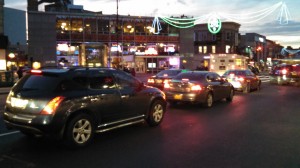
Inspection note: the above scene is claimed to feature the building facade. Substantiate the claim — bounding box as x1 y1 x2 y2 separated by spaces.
27 1 181 73
180 22 241 70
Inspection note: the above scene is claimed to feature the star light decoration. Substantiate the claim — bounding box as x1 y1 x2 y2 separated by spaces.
151 1 291 34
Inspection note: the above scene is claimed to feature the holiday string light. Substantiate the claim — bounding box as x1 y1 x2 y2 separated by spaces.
281 48 300 55
152 1 291 34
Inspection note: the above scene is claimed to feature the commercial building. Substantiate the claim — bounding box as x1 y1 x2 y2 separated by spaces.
179 21 241 70
27 0 181 73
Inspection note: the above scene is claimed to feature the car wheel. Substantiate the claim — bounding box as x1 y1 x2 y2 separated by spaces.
226 89 234 102
64 113 95 148
243 83 250 93
147 100 166 127
203 92 213 107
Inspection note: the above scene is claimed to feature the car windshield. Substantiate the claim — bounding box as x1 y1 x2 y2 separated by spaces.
224 70 247 76
156 70 181 77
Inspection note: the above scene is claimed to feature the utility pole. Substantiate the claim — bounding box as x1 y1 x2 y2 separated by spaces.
116 0 119 68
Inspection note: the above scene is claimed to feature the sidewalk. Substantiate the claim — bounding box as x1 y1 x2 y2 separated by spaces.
0 87 11 95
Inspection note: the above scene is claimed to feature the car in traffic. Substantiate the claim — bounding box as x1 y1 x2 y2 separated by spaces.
3 67 167 148
222 69 261 93
147 69 189 90
269 63 300 86
164 71 234 107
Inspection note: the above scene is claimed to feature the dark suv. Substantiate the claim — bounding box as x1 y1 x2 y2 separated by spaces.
269 64 300 86
3 67 167 148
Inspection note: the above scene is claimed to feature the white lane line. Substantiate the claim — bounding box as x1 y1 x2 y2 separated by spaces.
0 131 20 137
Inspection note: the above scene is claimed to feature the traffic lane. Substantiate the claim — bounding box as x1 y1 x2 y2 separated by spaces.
0 84 300 167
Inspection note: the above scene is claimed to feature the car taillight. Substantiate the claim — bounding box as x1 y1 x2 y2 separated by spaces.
191 85 202 91
164 80 170 89
30 69 42 74
281 69 287 75
147 79 154 83
40 96 65 115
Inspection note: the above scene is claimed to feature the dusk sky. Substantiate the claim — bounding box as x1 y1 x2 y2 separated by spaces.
4 0 300 48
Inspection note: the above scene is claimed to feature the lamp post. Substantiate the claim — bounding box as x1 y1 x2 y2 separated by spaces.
8 53 15 70
8 52 15 83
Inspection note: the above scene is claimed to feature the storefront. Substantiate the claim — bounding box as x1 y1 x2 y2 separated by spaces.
135 55 181 74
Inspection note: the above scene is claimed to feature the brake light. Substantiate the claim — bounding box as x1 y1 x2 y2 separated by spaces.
147 79 154 83
164 80 170 89
182 78 189 82
30 69 42 74
282 69 287 75
40 96 65 115
191 85 202 91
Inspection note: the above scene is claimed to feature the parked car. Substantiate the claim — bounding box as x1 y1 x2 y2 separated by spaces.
222 69 261 93
147 69 189 90
3 67 167 148
164 71 234 107
269 63 300 86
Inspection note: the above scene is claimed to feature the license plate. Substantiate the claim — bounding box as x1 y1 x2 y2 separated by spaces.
174 94 182 100
11 97 28 109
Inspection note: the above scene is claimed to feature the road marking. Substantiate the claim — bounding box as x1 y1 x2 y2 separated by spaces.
0 131 20 137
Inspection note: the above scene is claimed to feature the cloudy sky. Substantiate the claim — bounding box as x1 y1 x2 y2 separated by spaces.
4 0 300 48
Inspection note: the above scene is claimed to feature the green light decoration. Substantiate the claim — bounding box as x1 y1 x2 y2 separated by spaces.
207 15 222 34
152 1 291 34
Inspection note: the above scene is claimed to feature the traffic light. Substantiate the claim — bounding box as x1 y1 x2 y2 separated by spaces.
256 46 262 51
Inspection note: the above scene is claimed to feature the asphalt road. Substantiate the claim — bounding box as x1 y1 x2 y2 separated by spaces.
1 78 300 168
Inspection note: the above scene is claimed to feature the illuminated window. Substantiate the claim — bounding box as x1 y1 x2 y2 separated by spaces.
203 46 207 54
212 46 216 53
199 46 203 53
226 45 231 53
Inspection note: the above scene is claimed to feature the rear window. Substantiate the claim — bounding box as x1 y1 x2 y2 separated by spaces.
14 74 62 92
156 70 181 77
173 72 206 81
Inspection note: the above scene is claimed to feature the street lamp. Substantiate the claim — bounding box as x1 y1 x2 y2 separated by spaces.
8 53 15 71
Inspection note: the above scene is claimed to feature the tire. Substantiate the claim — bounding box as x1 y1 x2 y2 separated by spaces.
203 92 213 107
243 83 250 93
147 100 166 127
226 89 234 102
64 113 95 148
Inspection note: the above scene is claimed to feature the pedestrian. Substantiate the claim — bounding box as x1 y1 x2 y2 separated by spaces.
17 67 23 79
130 68 136 76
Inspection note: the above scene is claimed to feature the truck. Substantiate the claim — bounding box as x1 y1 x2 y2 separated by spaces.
209 54 249 75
